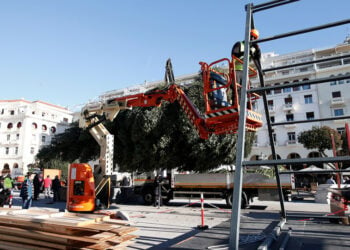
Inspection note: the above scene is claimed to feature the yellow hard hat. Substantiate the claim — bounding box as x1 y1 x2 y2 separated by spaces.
250 29 259 39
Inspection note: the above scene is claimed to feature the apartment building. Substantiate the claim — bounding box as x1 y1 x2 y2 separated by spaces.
249 37 350 168
0 100 73 176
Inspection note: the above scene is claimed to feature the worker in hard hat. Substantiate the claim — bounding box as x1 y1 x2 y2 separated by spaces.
230 29 261 105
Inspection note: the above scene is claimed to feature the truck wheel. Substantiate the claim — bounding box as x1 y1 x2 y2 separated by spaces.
142 189 154 205
226 191 249 209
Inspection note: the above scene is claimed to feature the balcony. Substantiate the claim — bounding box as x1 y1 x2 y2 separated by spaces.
284 123 296 128
331 97 345 106
283 103 293 111
286 140 297 146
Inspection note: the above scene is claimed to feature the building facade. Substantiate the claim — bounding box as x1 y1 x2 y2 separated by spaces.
249 38 350 168
0 100 73 176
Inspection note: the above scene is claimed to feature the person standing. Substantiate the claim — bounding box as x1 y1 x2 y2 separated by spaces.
33 173 43 200
43 175 52 199
231 29 261 105
52 175 61 202
3 174 14 193
20 173 33 209
326 175 336 185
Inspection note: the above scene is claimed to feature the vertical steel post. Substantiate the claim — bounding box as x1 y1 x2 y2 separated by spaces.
229 3 253 249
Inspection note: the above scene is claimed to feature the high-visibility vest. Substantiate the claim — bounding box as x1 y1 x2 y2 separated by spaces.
4 177 13 189
233 42 245 71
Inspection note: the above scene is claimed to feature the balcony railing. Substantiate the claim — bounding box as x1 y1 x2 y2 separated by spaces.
283 103 293 111
331 97 344 106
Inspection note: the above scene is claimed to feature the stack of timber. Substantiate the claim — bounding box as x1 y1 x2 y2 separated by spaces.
0 208 138 249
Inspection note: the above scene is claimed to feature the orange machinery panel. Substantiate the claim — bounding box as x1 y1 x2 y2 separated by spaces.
67 163 96 212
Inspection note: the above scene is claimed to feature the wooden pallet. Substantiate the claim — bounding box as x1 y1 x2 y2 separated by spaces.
0 208 137 250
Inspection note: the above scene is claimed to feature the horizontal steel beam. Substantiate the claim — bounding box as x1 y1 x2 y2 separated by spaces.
252 0 299 13
243 156 350 166
253 19 350 43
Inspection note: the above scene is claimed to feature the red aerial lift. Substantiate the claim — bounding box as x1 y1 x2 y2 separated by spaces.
67 56 263 212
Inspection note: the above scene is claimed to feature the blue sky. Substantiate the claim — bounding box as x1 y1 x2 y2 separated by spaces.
0 0 349 110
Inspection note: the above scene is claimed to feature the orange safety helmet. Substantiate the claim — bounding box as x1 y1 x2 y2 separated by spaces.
250 29 259 39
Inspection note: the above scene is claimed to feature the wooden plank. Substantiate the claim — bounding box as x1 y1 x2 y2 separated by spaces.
0 234 67 250
104 219 132 226
0 216 100 235
107 234 138 244
86 232 117 241
0 240 53 250
109 226 138 236
64 212 111 222
85 234 137 250
0 224 99 245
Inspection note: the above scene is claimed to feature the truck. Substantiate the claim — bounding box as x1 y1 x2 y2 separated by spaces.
67 55 263 212
133 171 295 208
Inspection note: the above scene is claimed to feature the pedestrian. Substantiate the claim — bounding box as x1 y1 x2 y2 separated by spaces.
52 175 61 202
33 173 43 200
3 174 14 194
43 175 52 199
326 175 336 185
231 28 261 105
20 172 33 209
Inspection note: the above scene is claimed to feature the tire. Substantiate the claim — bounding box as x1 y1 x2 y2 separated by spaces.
142 189 154 205
226 191 249 209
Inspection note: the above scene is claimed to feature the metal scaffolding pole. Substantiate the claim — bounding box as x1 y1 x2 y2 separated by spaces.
228 3 253 249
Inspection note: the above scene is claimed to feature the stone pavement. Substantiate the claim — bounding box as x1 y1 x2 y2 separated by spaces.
8 191 350 249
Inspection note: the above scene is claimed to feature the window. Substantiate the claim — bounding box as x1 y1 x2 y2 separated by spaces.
17 122 22 128
346 72 350 83
283 87 292 93
6 134 10 141
266 89 271 95
7 123 13 129
42 124 47 131
332 91 341 98
51 127 56 133
41 136 46 143
304 95 313 104
32 123 37 129
288 132 296 142
286 114 294 121
10 110 14 115
63 118 69 123
302 84 310 90
268 100 274 111
337 127 345 135
30 147 35 154
5 147 9 155
16 134 19 140
270 116 275 123
306 112 314 120
15 147 18 155
330 74 336 85
274 83 281 94
284 97 293 105
334 109 344 116
293 80 300 91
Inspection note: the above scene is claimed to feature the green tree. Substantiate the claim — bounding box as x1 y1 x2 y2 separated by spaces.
37 79 256 173
298 126 342 157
